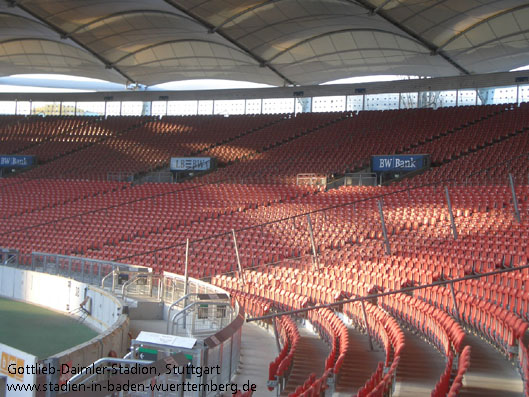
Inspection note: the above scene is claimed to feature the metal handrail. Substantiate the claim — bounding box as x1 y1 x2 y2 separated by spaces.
166 293 198 333
67 357 154 385
2 249 18 266
121 273 163 299
168 300 232 335
163 276 179 303
100 269 118 289
247 262 529 322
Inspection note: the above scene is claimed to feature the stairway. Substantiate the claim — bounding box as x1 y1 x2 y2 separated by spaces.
393 328 446 396
334 326 386 395
459 332 523 396
280 326 329 396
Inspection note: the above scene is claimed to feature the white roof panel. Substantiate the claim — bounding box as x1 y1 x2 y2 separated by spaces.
0 0 526 87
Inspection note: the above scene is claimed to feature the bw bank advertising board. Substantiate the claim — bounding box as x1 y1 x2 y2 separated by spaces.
371 154 430 172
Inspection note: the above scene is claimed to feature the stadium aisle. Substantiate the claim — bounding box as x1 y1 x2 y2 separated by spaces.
280 327 329 396
334 325 386 395
393 328 446 396
232 322 277 396
459 332 523 396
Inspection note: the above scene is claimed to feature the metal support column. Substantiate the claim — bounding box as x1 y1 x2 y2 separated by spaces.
183 238 190 329
378 200 391 255
360 300 374 351
44 357 59 397
272 318 282 354
509 173 521 223
0 374 5 397
184 238 190 296
445 187 458 240
306 214 320 270
449 282 461 321
232 229 246 285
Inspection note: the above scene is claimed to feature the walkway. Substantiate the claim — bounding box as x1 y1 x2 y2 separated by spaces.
393 328 446 396
334 326 386 395
459 332 523 396
231 321 278 397
280 326 329 396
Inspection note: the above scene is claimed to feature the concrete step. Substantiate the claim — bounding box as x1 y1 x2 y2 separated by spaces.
393 328 446 397
280 326 329 396
334 326 386 395
231 322 277 397
459 332 523 396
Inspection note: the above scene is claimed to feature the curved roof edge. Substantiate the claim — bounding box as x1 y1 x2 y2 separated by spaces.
0 70 527 103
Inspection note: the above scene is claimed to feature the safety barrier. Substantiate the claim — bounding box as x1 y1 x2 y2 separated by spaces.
30 251 150 285
0 265 130 389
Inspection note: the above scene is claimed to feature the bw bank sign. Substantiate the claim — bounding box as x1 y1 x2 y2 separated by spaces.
371 154 429 172
0 155 35 168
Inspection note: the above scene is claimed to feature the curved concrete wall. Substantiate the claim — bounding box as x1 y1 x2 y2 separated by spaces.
0 266 129 380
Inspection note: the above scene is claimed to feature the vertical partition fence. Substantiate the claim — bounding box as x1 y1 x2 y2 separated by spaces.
28 251 151 285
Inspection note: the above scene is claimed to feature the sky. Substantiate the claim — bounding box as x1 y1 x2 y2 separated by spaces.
0 74 416 93
0 66 527 93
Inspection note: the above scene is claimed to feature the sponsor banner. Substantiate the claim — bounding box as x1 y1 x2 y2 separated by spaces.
0 343 37 396
0 156 35 168
371 154 429 172
170 157 213 171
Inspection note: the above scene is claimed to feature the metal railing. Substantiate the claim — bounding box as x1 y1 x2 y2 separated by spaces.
246 262 529 322
296 173 327 186
162 273 223 304
327 172 377 189
166 293 199 332
122 273 164 300
67 357 154 386
135 171 174 184
107 171 134 182
0 248 18 266
168 300 235 337
67 302 243 397
28 252 150 285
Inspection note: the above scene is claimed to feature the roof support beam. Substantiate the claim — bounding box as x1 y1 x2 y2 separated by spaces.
371 0 393 15
209 0 282 34
162 0 295 85
11 2 134 84
437 3 529 52
0 11 52 29
452 27 529 57
265 28 425 63
349 0 470 75
65 10 200 38
111 39 255 66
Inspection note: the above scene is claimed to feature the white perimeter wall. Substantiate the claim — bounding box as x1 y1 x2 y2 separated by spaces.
0 266 129 378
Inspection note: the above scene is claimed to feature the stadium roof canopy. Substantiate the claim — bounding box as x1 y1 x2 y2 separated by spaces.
1 0 529 88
